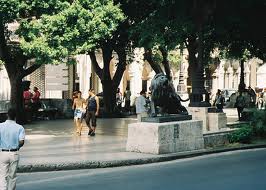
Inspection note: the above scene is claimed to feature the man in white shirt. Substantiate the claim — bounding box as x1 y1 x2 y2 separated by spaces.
0 108 25 190
135 90 148 122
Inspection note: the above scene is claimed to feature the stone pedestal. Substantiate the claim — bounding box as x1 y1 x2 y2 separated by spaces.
141 114 192 123
208 112 227 131
187 107 209 132
126 120 204 154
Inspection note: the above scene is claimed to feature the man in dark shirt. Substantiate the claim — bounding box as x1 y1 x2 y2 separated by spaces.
85 89 99 136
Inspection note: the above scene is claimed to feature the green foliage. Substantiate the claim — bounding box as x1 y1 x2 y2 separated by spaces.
152 48 163 65
0 0 124 64
251 109 266 137
19 0 70 17
17 0 125 64
214 0 266 61
168 50 181 68
130 1 189 51
151 48 181 69
0 0 20 22
228 125 253 144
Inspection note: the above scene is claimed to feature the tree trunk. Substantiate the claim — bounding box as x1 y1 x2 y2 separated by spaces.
144 48 163 74
159 47 172 81
101 44 116 114
4 53 41 123
90 43 128 115
9 75 25 124
102 80 116 113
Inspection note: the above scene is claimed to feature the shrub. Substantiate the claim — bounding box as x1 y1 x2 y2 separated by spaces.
228 125 253 143
251 109 266 137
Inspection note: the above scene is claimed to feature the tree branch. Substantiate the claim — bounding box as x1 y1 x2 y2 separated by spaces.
113 48 127 88
23 63 42 77
159 46 171 80
0 22 5 60
144 48 163 74
88 51 103 79
102 45 113 81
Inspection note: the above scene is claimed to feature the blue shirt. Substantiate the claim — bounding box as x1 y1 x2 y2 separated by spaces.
0 120 25 150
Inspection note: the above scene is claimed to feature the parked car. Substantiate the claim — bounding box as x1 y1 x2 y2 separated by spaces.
222 89 237 102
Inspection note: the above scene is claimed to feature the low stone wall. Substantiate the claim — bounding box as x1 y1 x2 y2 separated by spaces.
126 120 204 154
208 112 227 131
0 100 11 111
203 129 236 147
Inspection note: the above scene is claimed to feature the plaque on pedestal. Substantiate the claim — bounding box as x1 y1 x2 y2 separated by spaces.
141 114 192 123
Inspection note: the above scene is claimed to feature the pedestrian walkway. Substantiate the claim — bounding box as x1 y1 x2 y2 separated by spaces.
20 118 144 170
18 109 246 172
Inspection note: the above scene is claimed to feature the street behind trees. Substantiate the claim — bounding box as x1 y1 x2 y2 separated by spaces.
18 149 266 190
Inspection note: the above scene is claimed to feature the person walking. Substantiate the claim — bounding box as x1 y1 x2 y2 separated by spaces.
31 87 41 119
213 89 225 112
124 87 131 113
23 87 32 122
85 89 99 136
235 92 246 121
0 108 25 190
257 92 264 109
135 90 148 122
116 88 122 112
31 87 40 104
72 91 86 136
247 86 256 107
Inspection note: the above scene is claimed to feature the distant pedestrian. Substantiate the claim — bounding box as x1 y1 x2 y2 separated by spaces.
23 87 33 122
31 87 41 118
247 86 256 107
0 108 25 190
135 90 148 122
85 89 99 136
23 87 32 108
31 87 40 104
213 89 225 112
235 92 246 121
72 91 86 136
123 87 131 112
116 88 122 112
257 93 264 109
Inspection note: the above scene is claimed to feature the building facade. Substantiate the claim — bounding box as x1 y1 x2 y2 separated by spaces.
0 49 265 103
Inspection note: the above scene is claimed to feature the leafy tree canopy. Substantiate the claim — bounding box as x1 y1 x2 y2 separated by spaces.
17 0 125 64
213 0 266 61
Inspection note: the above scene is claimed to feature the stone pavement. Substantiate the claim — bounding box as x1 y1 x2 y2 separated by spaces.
18 108 260 173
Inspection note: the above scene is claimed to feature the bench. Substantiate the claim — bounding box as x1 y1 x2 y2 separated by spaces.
36 100 59 120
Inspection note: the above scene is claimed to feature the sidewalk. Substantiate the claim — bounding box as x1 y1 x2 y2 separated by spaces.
18 109 264 173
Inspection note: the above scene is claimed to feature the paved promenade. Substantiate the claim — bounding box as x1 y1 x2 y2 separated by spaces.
20 117 142 171
17 108 253 173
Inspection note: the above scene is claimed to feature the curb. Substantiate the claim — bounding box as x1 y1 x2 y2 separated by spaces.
18 144 266 173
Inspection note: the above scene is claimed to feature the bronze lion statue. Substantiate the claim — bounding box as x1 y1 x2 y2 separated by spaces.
149 73 188 116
